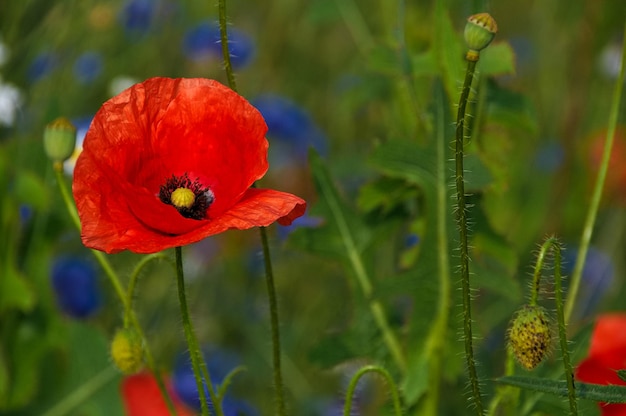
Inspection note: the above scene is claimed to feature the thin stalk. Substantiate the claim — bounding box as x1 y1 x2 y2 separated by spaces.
54 168 177 416
455 57 483 414
217 1 287 413
343 365 403 416
564 24 626 323
125 253 171 327
529 237 577 414
174 246 222 416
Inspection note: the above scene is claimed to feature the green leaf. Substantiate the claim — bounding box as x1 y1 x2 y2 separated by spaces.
497 376 626 403
432 3 464 111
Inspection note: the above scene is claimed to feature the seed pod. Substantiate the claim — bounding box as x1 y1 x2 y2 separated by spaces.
464 13 498 61
508 305 552 370
43 117 77 167
111 328 144 374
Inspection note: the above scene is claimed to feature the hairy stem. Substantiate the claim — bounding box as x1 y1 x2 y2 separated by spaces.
343 365 403 416
175 246 222 416
218 1 287 413
455 57 483 414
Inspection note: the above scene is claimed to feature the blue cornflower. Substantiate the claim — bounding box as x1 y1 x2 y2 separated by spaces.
171 347 243 412
222 397 259 416
563 246 614 318
183 21 255 69
533 141 564 173
51 256 101 318
119 0 154 34
73 52 103 84
27 52 58 82
251 94 328 162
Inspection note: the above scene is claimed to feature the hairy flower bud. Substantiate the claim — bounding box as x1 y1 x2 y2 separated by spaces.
464 13 498 61
508 305 552 370
111 328 144 374
44 117 77 169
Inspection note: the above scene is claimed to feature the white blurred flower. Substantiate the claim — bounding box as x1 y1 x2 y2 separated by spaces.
598 41 624 80
0 80 22 126
108 75 139 96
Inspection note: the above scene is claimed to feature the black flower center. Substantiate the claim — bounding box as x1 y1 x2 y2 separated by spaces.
159 173 214 220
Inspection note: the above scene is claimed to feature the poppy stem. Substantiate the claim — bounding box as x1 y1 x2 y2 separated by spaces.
530 237 578 415
259 226 287 416
174 246 222 416
563 25 626 323
342 365 403 416
218 0 237 92
53 167 178 416
217 1 288 414
455 56 483 414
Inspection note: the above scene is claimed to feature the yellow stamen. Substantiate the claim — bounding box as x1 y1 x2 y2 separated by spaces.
171 188 195 209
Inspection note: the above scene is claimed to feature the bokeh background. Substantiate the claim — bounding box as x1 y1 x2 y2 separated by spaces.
0 0 624 415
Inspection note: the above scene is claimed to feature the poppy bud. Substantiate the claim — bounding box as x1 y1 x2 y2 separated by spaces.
111 328 144 374
464 13 498 60
507 305 552 370
44 117 77 169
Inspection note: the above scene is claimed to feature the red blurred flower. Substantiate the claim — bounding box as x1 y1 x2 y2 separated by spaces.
576 314 626 416
588 127 626 206
122 372 194 416
73 77 305 253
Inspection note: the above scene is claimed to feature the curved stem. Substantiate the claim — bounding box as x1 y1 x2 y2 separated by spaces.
343 365 403 416
455 57 483 414
54 168 177 416
175 246 221 416
530 237 578 414
125 253 171 327
564 24 626 323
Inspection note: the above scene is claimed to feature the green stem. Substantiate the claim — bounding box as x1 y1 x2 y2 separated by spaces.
174 246 222 416
218 0 237 92
54 167 177 416
259 226 287 415
564 23 626 323
455 58 483 414
552 241 577 415
217 1 287 413
528 237 578 414
125 253 171 327
343 365 403 416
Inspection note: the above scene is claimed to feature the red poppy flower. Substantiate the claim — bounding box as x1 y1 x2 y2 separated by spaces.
73 77 305 253
122 372 194 416
576 314 626 416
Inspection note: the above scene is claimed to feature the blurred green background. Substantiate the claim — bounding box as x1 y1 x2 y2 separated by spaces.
0 0 624 415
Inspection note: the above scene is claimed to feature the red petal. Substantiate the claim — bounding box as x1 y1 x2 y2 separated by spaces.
589 314 626 357
121 372 193 416
73 77 306 254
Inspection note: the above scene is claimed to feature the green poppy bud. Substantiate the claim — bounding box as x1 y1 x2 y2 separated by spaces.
43 117 77 169
110 328 144 374
464 13 498 60
507 305 551 370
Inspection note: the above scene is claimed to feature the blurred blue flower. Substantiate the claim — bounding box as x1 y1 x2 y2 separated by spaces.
404 233 420 248
533 141 564 173
183 21 255 69
27 52 58 82
119 0 154 33
51 256 101 318
172 347 243 412
19 204 33 224
73 52 103 84
277 212 324 241
563 246 615 318
222 397 259 416
251 94 328 163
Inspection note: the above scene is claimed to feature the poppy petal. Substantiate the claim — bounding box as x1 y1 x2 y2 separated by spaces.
121 372 193 416
589 314 626 357
73 77 306 254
